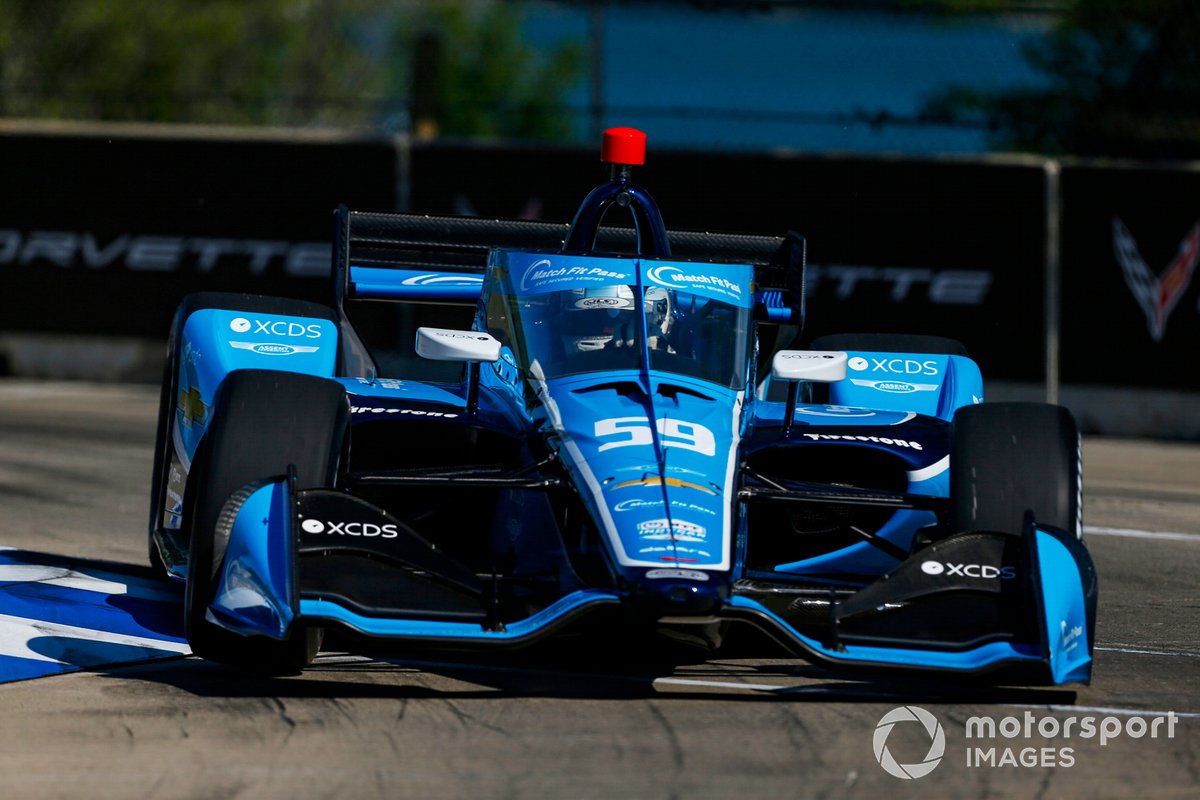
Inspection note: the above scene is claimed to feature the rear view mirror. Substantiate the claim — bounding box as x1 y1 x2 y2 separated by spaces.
415 327 502 363
771 350 847 383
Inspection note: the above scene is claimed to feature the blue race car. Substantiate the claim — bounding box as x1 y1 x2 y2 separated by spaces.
148 127 1096 684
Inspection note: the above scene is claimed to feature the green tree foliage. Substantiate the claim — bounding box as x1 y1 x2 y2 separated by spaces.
0 0 584 140
398 2 585 141
924 0 1200 159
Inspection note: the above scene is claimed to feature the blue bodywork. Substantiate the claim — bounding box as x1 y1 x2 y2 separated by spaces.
151 137 1097 685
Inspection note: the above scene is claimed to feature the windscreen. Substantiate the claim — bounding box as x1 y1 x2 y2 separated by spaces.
484 252 755 390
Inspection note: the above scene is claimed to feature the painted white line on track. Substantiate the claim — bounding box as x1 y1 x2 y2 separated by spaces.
653 677 783 692
0 612 190 664
1006 704 1200 719
1095 645 1200 659
0 564 180 602
1084 525 1197 542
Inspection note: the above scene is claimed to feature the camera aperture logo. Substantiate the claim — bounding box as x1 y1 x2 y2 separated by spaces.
873 706 1181 778
873 706 946 779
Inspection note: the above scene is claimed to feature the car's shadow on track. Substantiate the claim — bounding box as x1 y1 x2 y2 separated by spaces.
97 625 1078 707
0 549 1077 706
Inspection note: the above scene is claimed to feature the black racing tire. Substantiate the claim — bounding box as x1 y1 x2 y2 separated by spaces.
148 293 339 575
184 368 349 674
950 402 1082 538
808 332 968 356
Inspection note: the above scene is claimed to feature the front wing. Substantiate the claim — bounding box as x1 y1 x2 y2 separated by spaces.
204 475 1096 685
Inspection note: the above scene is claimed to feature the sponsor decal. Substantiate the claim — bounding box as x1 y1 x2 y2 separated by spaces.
350 406 459 418
920 560 1016 579
300 519 399 538
229 341 320 356
1112 217 1200 342
610 477 718 495
801 433 923 450
594 417 717 456
637 544 710 559
177 386 207 427
400 273 483 287
635 518 707 542
612 498 718 516
229 318 323 338
778 352 836 360
427 329 494 342
874 706 946 780
1060 619 1084 655
645 263 746 303
794 406 876 418
848 357 941 376
354 377 405 389
645 568 710 581
575 296 630 310
850 378 940 394
519 257 631 292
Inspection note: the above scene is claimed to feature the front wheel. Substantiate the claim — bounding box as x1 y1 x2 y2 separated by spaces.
184 369 348 674
950 402 1082 538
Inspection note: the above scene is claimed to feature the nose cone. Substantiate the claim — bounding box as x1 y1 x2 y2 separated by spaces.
630 568 727 617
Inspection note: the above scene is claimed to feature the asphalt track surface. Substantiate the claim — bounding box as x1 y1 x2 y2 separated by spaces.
0 380 1195 799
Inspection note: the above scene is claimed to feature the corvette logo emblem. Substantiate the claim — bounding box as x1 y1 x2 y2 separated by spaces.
1112 217 1200 342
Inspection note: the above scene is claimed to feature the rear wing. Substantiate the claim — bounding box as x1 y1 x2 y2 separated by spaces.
332 206 807 325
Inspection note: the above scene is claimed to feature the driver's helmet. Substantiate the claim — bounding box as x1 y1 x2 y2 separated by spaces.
644 286 674 350
559 285 675 352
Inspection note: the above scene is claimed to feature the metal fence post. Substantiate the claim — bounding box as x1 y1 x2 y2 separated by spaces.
1044 158 1061 405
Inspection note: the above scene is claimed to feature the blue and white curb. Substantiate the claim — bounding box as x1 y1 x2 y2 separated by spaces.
0 548 187 683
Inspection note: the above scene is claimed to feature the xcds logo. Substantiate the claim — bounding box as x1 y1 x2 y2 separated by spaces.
921 560 1016 580
300 519 399 538
848 357 869 371
229 317 322 338
874 706 946 780
863 358 940 376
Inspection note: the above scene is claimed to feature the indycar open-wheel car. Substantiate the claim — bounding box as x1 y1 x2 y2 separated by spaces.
149 127 1097 683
